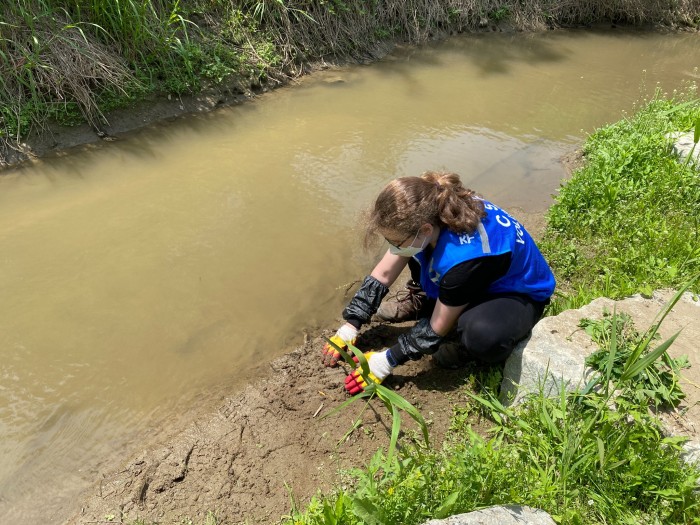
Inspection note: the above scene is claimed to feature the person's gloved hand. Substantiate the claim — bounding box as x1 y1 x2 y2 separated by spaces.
345 350 395 394
321 323 358 367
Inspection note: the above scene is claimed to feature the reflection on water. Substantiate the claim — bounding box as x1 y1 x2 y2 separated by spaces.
1 29 699 523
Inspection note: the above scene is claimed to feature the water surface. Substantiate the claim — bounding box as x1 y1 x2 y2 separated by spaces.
1 29 698 523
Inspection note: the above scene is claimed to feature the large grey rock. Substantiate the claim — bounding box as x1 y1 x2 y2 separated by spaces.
500 298 608 406
666 131 700 166
422 505 556 525
500 290 700 466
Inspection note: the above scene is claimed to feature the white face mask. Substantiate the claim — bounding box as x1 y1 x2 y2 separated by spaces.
388 228 430 257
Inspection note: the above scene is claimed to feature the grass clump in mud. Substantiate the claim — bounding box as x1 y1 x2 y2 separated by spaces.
283 288 700 525
539 87 700 313
326 338 431 463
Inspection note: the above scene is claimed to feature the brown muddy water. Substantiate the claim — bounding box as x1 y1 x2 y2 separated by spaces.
1 29 699 523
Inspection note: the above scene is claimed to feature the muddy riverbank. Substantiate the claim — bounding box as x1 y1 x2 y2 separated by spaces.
0 77 270 171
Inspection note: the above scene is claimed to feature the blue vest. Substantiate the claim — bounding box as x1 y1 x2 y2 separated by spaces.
414 201 555 302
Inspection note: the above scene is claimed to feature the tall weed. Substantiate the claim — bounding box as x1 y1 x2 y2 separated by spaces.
323 338 430 463
582 309 689 408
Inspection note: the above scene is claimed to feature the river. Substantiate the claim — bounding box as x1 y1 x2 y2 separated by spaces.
1 29 698 523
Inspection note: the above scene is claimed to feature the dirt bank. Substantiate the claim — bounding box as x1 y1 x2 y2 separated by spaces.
0 84 266 172
66 323 484 524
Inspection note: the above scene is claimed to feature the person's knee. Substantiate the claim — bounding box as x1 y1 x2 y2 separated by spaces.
459 317 517 364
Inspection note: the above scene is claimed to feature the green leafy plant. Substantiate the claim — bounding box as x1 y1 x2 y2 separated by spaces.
581 307 689 408
581 275 698 398
324 337 429 462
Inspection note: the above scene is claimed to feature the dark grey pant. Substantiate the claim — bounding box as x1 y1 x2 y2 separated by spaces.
456 294 547 363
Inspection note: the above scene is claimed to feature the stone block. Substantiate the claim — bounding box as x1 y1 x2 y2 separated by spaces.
666 131 700 167
500 298 613 406
421 505 556 525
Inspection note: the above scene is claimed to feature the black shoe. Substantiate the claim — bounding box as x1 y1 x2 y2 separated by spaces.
431 342 469 369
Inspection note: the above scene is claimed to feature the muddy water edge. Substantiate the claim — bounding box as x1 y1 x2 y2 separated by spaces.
1 29 699 523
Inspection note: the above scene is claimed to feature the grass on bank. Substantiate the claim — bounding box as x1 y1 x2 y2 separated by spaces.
541 86 700 313
273 92 700 525
2 0 700 157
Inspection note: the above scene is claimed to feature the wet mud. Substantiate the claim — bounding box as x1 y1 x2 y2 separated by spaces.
67 322 490 524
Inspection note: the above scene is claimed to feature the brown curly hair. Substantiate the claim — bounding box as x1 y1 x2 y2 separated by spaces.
365 171 486 247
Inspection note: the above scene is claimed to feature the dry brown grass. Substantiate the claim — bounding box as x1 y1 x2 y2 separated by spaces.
1 6 136 158
1 0 699 167
241 0 700 67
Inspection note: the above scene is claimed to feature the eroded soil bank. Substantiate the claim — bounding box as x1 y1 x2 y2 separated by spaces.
0 85 263 171
67 322 477 524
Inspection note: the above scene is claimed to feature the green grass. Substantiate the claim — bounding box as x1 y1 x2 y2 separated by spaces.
582 309 689 409
284 285 700 525
288 411 697 525
540 88 700 313
325 338 430 463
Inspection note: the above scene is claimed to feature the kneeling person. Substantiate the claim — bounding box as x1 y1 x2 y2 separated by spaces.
321 171 555 394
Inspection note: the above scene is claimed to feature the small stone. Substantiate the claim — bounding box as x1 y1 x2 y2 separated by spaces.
666 131 700 167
